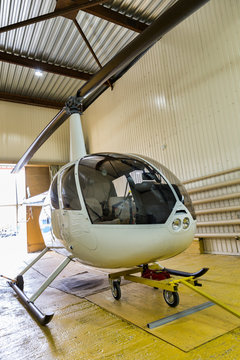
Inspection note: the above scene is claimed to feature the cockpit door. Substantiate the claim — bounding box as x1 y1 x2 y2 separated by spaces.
59 163 97 250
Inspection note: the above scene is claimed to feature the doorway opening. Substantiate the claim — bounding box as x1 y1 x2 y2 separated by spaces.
0 165 26 272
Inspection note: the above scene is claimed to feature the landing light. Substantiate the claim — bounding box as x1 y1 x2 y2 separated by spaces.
183 217 190 229
172 218 181 231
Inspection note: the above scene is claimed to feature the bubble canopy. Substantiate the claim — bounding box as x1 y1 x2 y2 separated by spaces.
77 153 195 225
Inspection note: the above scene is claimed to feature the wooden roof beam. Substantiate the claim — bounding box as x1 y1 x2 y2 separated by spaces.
0 0 108 34
56 0 147 32
73 19 113 89
0 91 64 109
0 52 91 81
83 5 148 33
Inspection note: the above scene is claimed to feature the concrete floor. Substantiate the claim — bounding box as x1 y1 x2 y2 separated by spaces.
1 240 240 359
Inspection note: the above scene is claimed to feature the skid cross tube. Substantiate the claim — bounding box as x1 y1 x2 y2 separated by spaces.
17 247 49 277
8 247 73 325
29 256 72 302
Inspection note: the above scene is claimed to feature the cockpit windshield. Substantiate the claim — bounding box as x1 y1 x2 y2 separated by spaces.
78 153 185 225
136 154 196 220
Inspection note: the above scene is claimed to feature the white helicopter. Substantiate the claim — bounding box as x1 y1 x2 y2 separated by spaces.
42 119 196 270
6 0 209 325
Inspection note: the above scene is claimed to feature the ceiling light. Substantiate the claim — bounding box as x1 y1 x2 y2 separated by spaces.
35 70 43 77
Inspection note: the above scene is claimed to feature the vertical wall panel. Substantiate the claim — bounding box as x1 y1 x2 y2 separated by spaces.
25 166 50 252
82 0 240 182
0 100 69 164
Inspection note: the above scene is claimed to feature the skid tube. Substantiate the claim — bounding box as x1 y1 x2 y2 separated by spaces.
7 247 73 326
8 281 54 326
109 264 240 320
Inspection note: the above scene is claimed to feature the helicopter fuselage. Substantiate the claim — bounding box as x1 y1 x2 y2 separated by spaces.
40 153 196 268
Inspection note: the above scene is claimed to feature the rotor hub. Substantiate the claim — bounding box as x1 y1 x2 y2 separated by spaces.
65 96 83 114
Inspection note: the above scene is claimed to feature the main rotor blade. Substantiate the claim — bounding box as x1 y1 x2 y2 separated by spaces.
12 0 209 173
78 0 210 105
12 108 69 173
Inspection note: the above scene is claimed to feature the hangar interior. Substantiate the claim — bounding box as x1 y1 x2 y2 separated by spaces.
0 0 240 359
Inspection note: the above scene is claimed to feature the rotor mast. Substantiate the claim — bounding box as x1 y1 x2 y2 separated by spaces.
65 96 87 161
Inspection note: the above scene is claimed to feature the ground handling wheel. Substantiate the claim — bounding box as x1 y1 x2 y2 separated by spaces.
111 280 121 300
163 290 179 307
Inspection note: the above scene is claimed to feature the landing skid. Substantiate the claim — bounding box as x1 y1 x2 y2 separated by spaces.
8 279 54 326
6 247 73 326
4 253 240 326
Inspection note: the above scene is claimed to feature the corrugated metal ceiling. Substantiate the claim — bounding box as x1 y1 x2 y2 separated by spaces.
0 0 178 107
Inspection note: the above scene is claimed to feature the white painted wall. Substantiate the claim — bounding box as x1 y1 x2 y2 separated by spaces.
82 0 240 182
0 100 69 164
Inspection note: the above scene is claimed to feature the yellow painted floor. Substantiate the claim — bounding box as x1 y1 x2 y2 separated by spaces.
1 240 240 359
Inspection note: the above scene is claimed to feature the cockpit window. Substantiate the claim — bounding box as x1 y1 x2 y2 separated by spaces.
61 165 81 210
50 175 59 209
78 154 177 224
136 154 196 220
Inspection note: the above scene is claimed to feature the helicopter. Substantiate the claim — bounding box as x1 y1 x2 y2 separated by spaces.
6 0 209 325
42 144 197 270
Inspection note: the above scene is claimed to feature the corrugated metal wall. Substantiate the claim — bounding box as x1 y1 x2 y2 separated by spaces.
0 100 69 164
82 0 240 182
184 168 240 255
